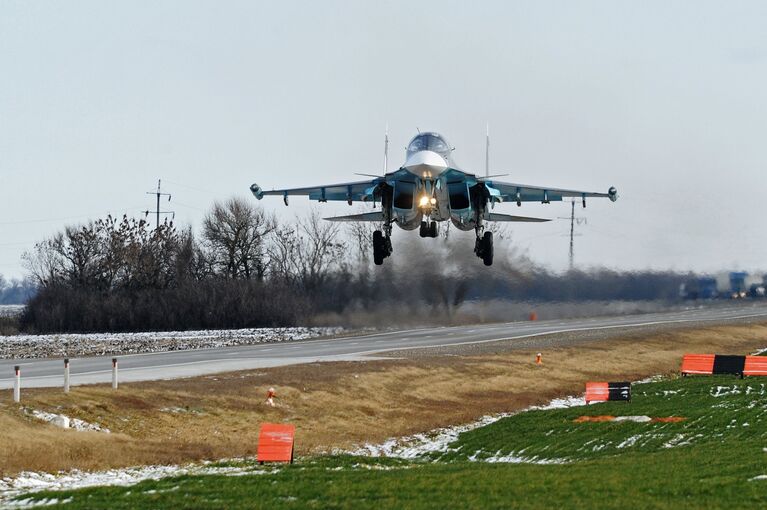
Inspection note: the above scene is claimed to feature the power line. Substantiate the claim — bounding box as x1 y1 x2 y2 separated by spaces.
0 206 147 226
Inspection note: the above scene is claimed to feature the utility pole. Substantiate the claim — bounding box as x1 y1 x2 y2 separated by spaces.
569 200 575 270
145 179 174 228
558 200 587 271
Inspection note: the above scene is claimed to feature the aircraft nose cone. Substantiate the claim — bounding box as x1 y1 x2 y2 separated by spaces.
403 150 448 178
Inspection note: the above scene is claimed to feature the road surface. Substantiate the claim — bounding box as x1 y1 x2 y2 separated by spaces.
2 304 766 388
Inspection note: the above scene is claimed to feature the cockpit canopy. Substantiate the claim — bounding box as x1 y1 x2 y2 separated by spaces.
406 132 452 159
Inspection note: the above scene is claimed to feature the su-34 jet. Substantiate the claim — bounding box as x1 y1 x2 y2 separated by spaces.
251 131 617 266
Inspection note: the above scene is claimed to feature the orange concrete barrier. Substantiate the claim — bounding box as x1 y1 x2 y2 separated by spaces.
257 423 295 464
744 356 767 376
585 382 608 403
681 354 767 377
585 382 630 403
680 354 715 376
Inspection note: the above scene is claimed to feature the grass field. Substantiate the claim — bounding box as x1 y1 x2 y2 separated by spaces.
2 323 766 476
13 372 767 509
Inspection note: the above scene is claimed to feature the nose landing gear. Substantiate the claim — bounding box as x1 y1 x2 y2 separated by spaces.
474 230 493 266
419 221 438 238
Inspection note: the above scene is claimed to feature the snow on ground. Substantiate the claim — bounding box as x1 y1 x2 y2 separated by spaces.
0 327 348 359
473 450 569 465
26 409 110 433
345 376 676 462
0 460 272 507
346 394 589 460
0 305 25 318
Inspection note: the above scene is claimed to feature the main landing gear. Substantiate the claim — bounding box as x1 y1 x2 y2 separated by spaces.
419 220 438 238
373 230 393 265
474 230 493 266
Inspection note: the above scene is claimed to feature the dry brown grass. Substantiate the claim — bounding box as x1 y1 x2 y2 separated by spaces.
1 323 766 476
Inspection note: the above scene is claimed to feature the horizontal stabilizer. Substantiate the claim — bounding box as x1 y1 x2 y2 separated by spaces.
485 213 551 222
324 212 384 222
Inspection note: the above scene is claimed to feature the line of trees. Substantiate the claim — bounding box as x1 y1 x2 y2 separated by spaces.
18 197 693 333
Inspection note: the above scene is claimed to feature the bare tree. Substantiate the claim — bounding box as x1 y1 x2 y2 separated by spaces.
269 209 347 290
202 198 277 280
345 214 379 267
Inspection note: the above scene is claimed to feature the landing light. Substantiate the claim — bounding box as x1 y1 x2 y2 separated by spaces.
419 196 430 208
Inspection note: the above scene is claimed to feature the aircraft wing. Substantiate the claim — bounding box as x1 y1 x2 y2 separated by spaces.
484 213 550 222
324 212 384 222
483 180 618 205
250 178 384 205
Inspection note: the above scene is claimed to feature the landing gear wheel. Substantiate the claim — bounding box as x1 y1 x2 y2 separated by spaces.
481 231 493 266
373 230 393 265
429 221 438 238
419 221 428 238
373 230 385 265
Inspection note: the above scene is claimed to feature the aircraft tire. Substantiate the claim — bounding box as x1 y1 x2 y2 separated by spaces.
373 230 385 265
482 231 493 266
419 221 428 238
429 221 438 238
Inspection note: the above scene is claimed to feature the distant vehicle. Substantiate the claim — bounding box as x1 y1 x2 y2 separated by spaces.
680 272 764 300
251 131 617 265
680 277 718 300
749 283 766 298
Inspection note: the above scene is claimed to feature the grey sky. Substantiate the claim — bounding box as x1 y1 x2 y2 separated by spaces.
2 1 766 279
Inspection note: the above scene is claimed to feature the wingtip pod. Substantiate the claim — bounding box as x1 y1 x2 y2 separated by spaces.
250 183 264 200
608 186 618 202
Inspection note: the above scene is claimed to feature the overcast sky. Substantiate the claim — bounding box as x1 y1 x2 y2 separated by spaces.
2 1 766 279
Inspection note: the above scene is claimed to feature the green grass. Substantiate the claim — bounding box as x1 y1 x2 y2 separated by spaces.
14 375 767 509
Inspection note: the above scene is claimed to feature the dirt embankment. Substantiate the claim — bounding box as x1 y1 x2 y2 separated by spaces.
1 323 766 475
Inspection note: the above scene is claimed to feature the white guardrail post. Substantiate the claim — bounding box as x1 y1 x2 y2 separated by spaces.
112 357 118 389
13 365 20 403
64 358 70 393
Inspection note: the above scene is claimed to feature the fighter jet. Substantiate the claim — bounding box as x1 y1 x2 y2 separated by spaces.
251 131 617 266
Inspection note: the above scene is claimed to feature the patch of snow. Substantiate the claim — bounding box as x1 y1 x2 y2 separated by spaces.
662 433 703 448
347 393 591 460
749 475 767 481
26 409 109 433
0 460 271 505
0 305 25 318
616 434 644 449
613 416 652 423
591 442 612 452
711 385 742 398
350 463 411 471
479 450 568 465
529 395 587 410
0 327 350 360
3 496 73 509
347 411 514 459
634 375 664 384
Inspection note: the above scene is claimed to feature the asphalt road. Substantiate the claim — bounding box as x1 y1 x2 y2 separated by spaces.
2 304 767 389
